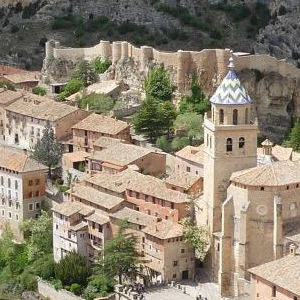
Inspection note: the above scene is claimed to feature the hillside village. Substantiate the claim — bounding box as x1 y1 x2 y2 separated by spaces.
0 38 299 300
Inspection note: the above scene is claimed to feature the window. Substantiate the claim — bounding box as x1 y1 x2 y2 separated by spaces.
226 138 233 152
173 274 176 279
210 136 212 149
147 209 151 215
15 214 19 221
233 109 238 125
171 203 174 209
1 199 5 205
272 286 276 297
8 178 11 188
239 137 245 148
1 210 4 216
219 109 224 124
186 166 191 172
181 249 185 253
8 201 12 207
8 212 12 219
35 202 40 210
29 192 33 198
0 176 3 185
173 261 178 266
35 191 40 197
35 179 40 185
29 203 34 211
28 180 33 186
245 108 248 124
15 180 18 189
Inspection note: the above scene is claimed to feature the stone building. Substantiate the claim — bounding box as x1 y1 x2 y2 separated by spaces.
196 55 300 298
175 144 204 177
4 94 89 150
0 71 40 91
0 146 47 240
248 251 300 300
72 113 131 152
0 89 23 141
88 143 166 176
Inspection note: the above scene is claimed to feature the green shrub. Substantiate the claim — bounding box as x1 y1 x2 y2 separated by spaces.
54 252 91 287
18 270 37 292
84 275 115 300
50 279 63 290
58 79 84 101
70 283 82 296
92 57 111 74
0 81 16 91
72 60 97 87
32 86 47 96
156 136 172 153
77 93 114 114
30 254 55 280
171 136 190 151
51 15 78 30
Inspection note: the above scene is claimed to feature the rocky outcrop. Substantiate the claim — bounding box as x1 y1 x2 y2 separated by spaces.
254 0 300 67
240 69 300 142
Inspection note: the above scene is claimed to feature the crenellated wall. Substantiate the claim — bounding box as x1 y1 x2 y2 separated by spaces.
45 39 300 94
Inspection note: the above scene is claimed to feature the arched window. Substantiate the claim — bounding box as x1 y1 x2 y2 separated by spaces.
233 109 238 125
239 137 245 148
219 109 224 125
226 138 233 152
245 108 248 124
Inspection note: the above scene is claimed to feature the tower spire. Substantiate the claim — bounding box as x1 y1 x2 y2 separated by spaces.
228 50 235 70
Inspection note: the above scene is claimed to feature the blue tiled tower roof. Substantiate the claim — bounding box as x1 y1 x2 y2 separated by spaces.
210 56 252 105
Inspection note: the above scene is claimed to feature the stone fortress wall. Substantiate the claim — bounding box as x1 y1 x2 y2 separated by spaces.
45 40 300 94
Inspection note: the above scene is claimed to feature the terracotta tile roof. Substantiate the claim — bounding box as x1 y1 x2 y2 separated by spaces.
52 201 94 217
70 221 88 232
72 113 129 135
110 207 158 227
63 151 89 163
71 184 124 210
165 171 200 189
248 254 300 296
175 144 204 165
3 71 40 84
125 172 189 204
257 145 293 162
86 211 110 225
90 143 153 166
6 95 80 121
93 136 122 149
231 160 300 187
143 220 184 239
0 89 23 105
86 169 137 194
0 146 47 173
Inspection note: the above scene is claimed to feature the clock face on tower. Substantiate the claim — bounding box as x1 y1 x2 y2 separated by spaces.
256 205 268 216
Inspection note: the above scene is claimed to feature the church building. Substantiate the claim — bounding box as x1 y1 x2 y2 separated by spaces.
198 54 300 297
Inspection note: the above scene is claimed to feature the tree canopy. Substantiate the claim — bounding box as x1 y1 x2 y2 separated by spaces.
179 75 210 115
285 119 300 151
180 217 209 261
94 220 140 284
145 66 173 101
72 60 98 87
55 251 91 287
173 112 204 143
32 120 62 176
58 78 84 101
21 210 53 261
92 57 112 74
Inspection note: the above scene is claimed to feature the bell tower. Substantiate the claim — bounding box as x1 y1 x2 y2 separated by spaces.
202 53 258 235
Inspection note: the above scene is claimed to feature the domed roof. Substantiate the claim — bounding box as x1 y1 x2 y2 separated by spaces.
210 56 252 105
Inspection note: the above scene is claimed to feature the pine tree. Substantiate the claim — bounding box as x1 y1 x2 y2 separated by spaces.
287 120 300 151
145 66 173 101
133 96 162 141
158 101 177 138
32 121 62 176
179 75 210 115
72 60 97 87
